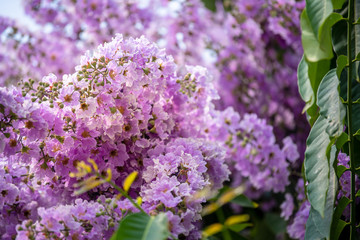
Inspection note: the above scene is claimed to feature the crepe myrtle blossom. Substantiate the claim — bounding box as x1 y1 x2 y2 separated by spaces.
0 34 230 239
207 107 298 196
0 34 297 239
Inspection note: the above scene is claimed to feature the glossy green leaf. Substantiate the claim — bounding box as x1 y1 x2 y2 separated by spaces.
298 56 315 113
304 58 330 124
308 60 330 95
305 146 337 239
332 0 346 9
334 220 348 240
317 69 346 137
330 197 350 240
305 116 331 216
337 55 348 79
301 10 333 62
305 0 333 38
110 213 169 240
318 12 343 46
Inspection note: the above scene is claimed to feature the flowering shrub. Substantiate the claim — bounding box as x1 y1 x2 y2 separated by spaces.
0 0 309 154
2 0 358 239
0 33 302 239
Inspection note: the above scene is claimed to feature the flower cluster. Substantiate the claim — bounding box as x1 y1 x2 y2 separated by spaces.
15 196 141 240
0 155 73 239
0 32 301 239
0 34 232 239
141 138 229 237
212 0 308 153
0 16 80 86
207 107 298 197
0 1 309 157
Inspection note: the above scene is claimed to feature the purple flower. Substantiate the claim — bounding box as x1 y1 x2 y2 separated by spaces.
282 136 299 163
287 201 310 240
280 193 294 220
59 85 80 107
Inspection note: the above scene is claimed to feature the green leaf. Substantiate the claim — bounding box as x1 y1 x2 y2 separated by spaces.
308 60 330 98
356 189 360 197
301 4 343 62
304 116 331 216
333 220 348 240
330 197 350 240
227 223 252 233
305 146 337 239
231 194 258 208
332 0 346 9
3 132 10 138
354 129 360 141
307 111 319 127
336 165 348 179
337 55 348 79
301 58 330 124
332 20 347 56
317 69 346 137
305 0 333 38
318 12 343 46
336 132 349 150
201 0 216 12
110 213 169 240
298 56 315 113
301 10 332 62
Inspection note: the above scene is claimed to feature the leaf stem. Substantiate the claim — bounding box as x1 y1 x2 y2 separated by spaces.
347 0 357 238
